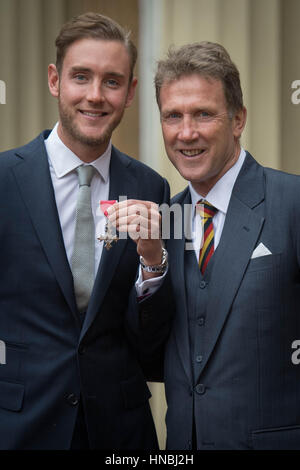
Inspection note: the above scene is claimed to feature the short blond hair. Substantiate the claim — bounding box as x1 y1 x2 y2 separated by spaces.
155 42 243 113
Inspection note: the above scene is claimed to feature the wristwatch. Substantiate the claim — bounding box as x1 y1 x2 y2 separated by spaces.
140 247 168 274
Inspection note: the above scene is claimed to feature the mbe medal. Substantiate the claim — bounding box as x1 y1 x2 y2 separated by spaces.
97 200 119 250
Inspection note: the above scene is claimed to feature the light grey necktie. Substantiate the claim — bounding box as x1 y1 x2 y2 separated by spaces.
71 165 96 313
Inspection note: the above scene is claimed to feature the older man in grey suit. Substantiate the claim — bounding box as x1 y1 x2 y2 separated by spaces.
154 41 300 450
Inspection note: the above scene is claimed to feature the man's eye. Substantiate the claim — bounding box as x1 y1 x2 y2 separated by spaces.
198 111 211 119
74 75 87 82
106 79 119 87
194 111 216 123
163 113 181 121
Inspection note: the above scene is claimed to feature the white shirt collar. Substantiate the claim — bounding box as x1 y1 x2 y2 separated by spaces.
45 122 111 182
189 148 246 216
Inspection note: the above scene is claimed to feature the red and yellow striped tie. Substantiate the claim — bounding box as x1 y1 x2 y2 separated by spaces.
197 200 218 274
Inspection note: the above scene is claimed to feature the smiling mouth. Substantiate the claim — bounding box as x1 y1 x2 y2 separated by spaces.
180 149 206 157
79 110 108 118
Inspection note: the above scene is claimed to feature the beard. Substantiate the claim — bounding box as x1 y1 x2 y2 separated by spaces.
58 96 125 148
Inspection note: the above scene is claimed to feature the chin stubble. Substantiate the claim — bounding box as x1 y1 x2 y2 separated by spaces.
58 97 124 147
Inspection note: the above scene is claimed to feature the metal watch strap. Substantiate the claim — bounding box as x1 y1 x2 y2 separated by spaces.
140 247 168 273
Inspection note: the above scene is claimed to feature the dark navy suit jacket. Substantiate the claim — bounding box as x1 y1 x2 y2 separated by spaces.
164 153 300 450
0 130 172 449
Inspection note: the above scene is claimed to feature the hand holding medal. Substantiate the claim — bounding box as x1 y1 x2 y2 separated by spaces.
102 199 165 279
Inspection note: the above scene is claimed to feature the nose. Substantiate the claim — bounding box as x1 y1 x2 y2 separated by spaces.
86 81 105 103
178 116 199 142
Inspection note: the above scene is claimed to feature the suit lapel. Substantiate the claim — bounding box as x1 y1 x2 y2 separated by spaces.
11 132 79 323
196 153 265 379
169 188 194 383
80 147 138 340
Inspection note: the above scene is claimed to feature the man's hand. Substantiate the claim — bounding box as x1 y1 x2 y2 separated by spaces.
106 199 164 279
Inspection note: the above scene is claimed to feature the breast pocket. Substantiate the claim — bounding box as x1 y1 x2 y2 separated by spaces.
246 252 282 273
235 253 283 312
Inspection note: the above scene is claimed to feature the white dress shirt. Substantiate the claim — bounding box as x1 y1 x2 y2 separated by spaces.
45 123 111 277
189 148 246 259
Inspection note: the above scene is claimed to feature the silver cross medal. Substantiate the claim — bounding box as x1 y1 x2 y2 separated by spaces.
97 200 119 250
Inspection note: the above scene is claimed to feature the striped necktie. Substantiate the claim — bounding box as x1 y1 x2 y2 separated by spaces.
197 200 218 274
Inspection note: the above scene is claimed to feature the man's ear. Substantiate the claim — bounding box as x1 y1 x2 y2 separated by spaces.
48 64 60 98
233 106 247 139
125 77 138 108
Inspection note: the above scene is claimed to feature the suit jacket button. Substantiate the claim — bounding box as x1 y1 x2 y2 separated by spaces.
195 384 206 395
66 393 79 406
199 281 207 289
198 316 205 326
196 355 203 363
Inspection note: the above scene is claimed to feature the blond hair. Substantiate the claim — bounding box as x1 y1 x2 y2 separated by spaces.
155 42 243 113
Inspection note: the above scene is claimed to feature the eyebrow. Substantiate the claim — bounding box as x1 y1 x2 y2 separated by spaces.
161 105 214 115
69 66 126 79
70 66 92 74
161 108 179 115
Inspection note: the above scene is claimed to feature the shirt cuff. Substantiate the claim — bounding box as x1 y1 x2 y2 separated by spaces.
135 265 168 301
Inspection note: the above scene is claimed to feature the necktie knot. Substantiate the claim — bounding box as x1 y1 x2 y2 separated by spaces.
76 165 96 187
196 200 218 219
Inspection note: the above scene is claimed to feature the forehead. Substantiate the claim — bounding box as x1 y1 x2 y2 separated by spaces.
160 74 227 110
62 37 131 75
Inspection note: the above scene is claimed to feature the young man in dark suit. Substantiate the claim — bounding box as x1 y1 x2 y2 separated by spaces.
0 12 171 449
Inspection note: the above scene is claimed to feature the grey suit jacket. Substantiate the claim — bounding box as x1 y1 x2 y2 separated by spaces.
164 152 300 450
